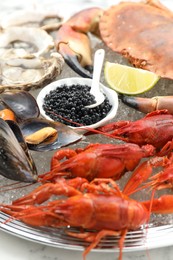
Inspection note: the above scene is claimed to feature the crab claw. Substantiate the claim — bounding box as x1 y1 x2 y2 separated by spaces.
56 7 103 78
120 95 173 115
56 24 93 78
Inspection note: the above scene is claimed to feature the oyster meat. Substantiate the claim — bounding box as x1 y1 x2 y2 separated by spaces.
0 26 55 58
0 53 64 92
0 10 63 31
0 26 64 91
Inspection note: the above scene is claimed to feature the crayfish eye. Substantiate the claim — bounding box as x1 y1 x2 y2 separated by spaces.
122 133 129 138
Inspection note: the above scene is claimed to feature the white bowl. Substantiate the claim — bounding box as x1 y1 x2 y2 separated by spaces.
37 77 119 132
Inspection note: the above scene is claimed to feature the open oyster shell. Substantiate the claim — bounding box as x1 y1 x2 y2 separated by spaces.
0 26 55 58
0 26 64 92
0 53 64 92
0 10 63 31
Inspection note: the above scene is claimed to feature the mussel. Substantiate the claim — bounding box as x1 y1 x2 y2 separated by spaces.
19 118 83 151
1 90 40 122
0 98 16 121
0 118 38 182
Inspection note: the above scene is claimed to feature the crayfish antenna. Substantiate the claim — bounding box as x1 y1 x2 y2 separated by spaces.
42 110 120 140
0 182 34 193
148 189 156 220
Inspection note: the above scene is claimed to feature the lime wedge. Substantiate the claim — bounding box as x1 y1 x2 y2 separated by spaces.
104 62 160 95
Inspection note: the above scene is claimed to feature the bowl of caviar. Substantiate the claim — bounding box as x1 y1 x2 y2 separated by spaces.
37 77 119 131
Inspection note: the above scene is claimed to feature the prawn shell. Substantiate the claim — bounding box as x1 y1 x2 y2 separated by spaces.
19 118 83 151
1 90 40 122
0 119 38 182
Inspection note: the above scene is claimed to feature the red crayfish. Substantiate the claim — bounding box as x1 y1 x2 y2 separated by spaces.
2 145 173 260
2 108 173 260
2 174 173 260
39 142 155 183
98 110 173 156
0 178 149 260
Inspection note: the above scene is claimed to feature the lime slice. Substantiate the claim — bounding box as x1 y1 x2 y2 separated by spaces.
104 62 160 95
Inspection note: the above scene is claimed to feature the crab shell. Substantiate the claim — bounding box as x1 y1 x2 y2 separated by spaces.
99 0 173 79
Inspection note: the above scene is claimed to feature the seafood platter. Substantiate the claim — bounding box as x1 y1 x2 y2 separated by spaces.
1 1 173 260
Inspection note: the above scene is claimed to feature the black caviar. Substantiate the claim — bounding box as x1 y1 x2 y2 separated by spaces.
43 84 112 127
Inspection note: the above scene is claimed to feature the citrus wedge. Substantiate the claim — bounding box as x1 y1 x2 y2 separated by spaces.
104 62 160 95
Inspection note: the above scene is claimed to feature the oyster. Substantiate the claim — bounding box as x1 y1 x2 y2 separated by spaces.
0 26 54 58
0 25 64 91
0 10 63 31
0 118 37 182
0 53 64 92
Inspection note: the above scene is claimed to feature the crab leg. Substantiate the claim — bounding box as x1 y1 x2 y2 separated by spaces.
56 7 103 78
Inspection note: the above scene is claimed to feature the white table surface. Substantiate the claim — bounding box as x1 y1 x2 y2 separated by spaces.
1 229 173 260
1 1 173 259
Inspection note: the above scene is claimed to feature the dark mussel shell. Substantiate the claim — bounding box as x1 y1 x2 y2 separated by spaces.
19 118 83 151
0 118 38 182
0 98 16 121
1 90 40 122
0 98 11 111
